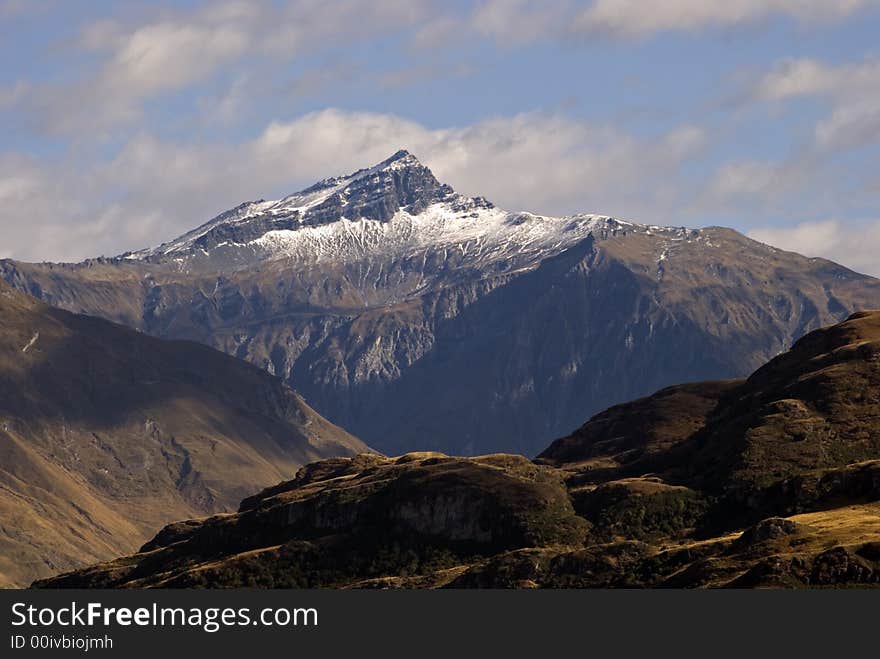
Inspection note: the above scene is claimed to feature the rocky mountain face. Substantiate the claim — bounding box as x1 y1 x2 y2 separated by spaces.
0 281 368 587
4 150 880 456
40 311 880 589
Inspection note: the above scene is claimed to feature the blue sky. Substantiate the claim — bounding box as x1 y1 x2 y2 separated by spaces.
1 0 880 275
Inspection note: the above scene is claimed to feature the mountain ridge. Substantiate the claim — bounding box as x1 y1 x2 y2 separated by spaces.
0 280 369 587
4 151 880 456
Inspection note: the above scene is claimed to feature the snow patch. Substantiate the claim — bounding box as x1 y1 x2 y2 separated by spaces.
21 332 39 353
122 152 695 277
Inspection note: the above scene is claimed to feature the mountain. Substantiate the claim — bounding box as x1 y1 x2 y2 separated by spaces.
39 311 880 589
540 309 880 498
5 150 880 456
0 280 368 587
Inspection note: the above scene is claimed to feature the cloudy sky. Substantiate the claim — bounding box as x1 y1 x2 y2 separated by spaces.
2 1 879 275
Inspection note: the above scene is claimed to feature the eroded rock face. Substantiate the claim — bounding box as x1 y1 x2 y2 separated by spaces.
733 518 803 548
235 452 588 549
810 547 879 586
35 453 589 588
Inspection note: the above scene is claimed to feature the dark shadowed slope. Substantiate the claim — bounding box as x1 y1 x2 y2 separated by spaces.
537 380 743 468
5 152 880 457
542 308 880 507
0 281 369 587
39 312 880 589
680 309 880 495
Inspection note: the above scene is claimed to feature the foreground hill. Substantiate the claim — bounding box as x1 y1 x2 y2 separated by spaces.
0 281 368 587
39 312 880 588
5 151 880 456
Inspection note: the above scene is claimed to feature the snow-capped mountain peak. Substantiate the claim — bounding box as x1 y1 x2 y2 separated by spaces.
131 149 462 260
126 150 664 277
282 149 433 202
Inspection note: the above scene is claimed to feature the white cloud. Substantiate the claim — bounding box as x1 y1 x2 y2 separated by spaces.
6 2 874 137
0 154 96 263
815 99 880 149
470 0 572 44
198 76 253 126
753 59 837 101
260 0 429 55
410 0 872 47
173 109 704 222
410 16 464 49
754 57 880 102
685 148 875 233
571 0 872 38
10 0 431 135
749 219 880 276
700 158 814 210
0 109 707 262
18 16 252 133
100 21 249 98
751 56 880 150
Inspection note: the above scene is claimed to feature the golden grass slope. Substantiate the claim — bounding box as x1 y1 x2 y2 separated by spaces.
0 281 369 587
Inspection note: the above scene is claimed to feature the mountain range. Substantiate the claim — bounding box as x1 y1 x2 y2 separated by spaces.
5 150 880 456
0 279 367 587
38 310 880 588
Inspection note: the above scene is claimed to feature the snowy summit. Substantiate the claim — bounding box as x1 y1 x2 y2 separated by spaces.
126 150 685 277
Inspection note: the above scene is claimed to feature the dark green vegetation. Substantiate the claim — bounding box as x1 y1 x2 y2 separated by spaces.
38 311 880 588
0 281 368 587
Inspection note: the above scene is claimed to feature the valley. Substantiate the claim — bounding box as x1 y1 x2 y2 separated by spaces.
37 310 880 588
